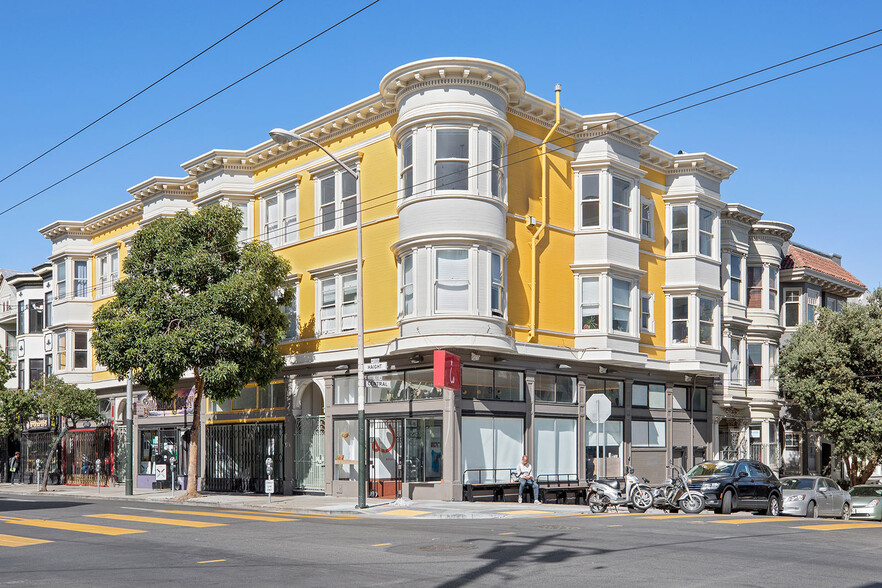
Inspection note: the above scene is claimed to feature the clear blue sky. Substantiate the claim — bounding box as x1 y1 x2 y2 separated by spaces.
1 0 880 289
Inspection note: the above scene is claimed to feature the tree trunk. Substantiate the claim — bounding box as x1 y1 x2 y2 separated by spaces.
183 369 203 499
852 456 880 487
40 424 69 492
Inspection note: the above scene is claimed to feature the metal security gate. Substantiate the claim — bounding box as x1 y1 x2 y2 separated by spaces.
205 422 284 493
369 419 403 499
293 416 325 491
62 428 114 486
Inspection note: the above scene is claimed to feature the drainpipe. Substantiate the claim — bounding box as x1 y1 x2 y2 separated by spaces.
529 84 561 342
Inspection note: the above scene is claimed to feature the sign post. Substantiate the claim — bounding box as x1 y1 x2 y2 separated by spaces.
586 393 612 478
265 457 274 503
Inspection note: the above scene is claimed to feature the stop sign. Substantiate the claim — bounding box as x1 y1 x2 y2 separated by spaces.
586 393 611 423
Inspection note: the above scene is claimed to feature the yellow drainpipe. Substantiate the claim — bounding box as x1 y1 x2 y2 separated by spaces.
529 84 561 342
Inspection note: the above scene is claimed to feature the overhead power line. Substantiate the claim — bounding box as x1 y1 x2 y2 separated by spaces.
0 0 289 187
0 0 383 218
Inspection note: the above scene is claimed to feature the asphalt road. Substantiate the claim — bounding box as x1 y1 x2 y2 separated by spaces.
1 493 880 587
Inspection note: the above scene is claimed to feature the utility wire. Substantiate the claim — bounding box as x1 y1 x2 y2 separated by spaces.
0 0 289 187
0 0 382 218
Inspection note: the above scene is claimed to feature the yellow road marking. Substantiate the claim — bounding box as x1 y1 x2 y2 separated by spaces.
711 517 803 525
378 509 431 517
578 513 635 518
198 559 226 564
498 510 552 515
0 516 145 536
219 510 356 520
608 524 622 527
371 543 392 546
792 522 882 531
0 533 53 547
640 514 723 519
85 514 227 528
157 510 297 522
499 532 517 535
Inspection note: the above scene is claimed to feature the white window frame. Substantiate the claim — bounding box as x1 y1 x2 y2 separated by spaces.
282 282 298 341
490 252 505 317
610 278 632 334
768 343 778 386
580 173 601 229
747 342 763 387
640 197 654 240
671 295 689 344
55 261 67 301
97 249 119 298
433 127 470 193
806 287 821 323
263 188 298 248
400 134 414 199
698 297 716 347
316 168 358 235
490 135 505 199
640 291 654 334
316 272 357 336
400 252 414 318
73 330 89 370
729 337 742 386
433 248 471 314
698 207 715 257
610 176 631 233
728 253 743 302
230 199 252 244
579 276 600 332
783 288 800 327
768 266 778 311
670 205 689 254
73 260 89 299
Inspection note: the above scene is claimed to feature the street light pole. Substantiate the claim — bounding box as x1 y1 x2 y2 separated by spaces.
269 129 367 509
126 370 133 496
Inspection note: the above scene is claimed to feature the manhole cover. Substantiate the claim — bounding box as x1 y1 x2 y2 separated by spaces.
419 544 475 552
538 524 581 530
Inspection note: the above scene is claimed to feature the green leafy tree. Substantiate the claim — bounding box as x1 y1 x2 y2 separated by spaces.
37 375 101 491
0 387 42 439
92 205 292 498
777 287 882 486
0 349 15 387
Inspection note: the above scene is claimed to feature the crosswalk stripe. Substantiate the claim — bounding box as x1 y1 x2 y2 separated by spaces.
711 517 806 525
791 522 881 531
0 533 53 547
157 510 298 522
84 514 227 528
0 516 145 536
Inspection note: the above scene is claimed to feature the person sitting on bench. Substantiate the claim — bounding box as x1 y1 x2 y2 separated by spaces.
516 455 540 504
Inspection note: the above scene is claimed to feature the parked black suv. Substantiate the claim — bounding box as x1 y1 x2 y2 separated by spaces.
687 460 783 515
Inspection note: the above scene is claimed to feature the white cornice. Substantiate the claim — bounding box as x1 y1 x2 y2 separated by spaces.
128 176 197 201
751 220 794 241
667 152 737 181
722 203 763 225
40 201 143 241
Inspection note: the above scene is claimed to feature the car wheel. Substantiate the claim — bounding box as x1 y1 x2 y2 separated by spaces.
721 490 734 515
840 503 851 520
766 495 781 517
806 501 818 519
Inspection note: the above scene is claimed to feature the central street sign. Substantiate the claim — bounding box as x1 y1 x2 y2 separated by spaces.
586 393 612 423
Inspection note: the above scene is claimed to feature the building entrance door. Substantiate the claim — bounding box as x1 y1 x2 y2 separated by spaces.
294 416 325 491
369 419 403 499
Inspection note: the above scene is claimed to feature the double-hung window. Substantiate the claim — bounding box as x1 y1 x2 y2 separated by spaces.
580 277 599 330
611 279 631 333
747 266 763 309
611 177 631 232
747 343 762 386
319 171 357 234
282 285 298 341
768 266 778 310
56 262 67 300
806 288 820 322
435 249 470 313
491 136 504 198
73 261 88 298
235 201 250 244
640 291 653 333
671 205 688 253
783 289 800 326
98 250 119 297
74 331 88 369
401 136 414 199
28 300 43 334
730 338 742 385
17 301 25 336
698 297 715 346
698 208 714 256
435 129 469 191
318 273 357 335
729 254 742 302
44 292 52 327
768 343 778 384
57 333 67 370
672 296 689 343
640 198 653 239
490 252 504 317
580 174 600 228
400 253 414 317
264 190 298 247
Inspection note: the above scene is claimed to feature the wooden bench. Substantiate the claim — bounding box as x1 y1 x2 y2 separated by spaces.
462 469 537 502
536 474 590 504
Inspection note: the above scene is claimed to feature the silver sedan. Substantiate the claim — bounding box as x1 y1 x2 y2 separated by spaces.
781 476 851 519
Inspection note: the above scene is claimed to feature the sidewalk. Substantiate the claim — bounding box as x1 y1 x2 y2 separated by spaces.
0 482 600 519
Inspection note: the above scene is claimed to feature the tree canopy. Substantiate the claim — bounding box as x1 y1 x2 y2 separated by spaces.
92 204 293 497
0 387 42 439
0 349 15 387
777 287 882 485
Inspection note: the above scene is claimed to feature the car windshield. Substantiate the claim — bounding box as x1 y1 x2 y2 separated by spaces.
850 486 882 497
687 462 735 477
781 478 815 490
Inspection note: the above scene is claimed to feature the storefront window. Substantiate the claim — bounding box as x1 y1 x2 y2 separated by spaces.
333 419 359 480
335 375 356 405
585 378 623 407
366 371 406 402
534 373 576 404
631 420 665 447
404 417 443 482
403 369 442 400
232 386 258 410
461 367 524 401
535 417 577 476
632 382 665 408
258 382 287 409
586 420 623 478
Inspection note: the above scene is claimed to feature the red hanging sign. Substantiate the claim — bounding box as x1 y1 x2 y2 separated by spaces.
433 350 461 391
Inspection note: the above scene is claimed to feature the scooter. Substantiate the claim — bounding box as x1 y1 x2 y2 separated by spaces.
650 464 706 514
588 465 653 513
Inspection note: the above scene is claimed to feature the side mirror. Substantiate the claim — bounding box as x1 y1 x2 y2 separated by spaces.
738 471 748 478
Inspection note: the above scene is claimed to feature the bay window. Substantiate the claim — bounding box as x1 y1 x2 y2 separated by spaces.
730 337 742 385
672 296 689 343
435 249 470 313
747 343 762 386
698 297 715 345
400 253 414 317
98 250 119 297
28 299 43 334
698 208 714 256
490 252 504 317
640 197 653 239
401 135 414 199
491 136 504 198
768 266 778 310
747 266 762 309
57 333 66 370
56 261 67 300
44 292 52 327
611 177 631 232
580 174 600 228
729 254 742 302
318 170 357 234
235 201 250 244
435 129 469 191
73 260 88 298
671 205 688 253
74 331 88 369
640 291 653 333
580 277 599 330
611 278 631 333
768 343 778 384
264 189 298 247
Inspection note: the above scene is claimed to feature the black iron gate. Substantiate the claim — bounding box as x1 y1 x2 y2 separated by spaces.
205 422 284 493
369 419 403 499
